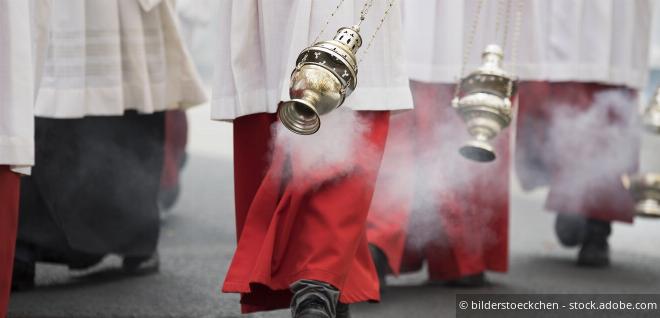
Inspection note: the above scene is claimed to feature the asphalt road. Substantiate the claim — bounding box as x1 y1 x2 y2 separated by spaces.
8 148 660 318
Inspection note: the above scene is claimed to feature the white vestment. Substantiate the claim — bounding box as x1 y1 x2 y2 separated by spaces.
36 0 208 118
0 0 50 174
212 0 414 121
403 0 652 89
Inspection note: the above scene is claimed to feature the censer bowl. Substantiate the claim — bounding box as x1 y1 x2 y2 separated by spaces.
278 64 344 135
453 44 515 163
460 140 496 162
622 173 660 218
278 26 361 135
454 92 511 162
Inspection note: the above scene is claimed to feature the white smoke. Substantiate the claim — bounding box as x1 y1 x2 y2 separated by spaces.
367 86 641 261
270 107 378 187
366 85 505 255
539 89 640 212
264 86 641 267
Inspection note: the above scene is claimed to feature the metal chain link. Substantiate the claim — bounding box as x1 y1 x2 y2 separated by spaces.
454 0 485 99
357 0 376 27
501 0 513 52
494 0 505 43
312 0 396 63
313 0 347 44
358 0 397 63
507 0 524 97
511 0 523 76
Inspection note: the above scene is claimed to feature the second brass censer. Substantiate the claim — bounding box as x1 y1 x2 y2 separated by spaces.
452 0 522 162
452 44 517 162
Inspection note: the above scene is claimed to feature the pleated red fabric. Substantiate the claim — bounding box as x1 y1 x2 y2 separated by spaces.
367 81 509 280
515 82 638 223
224 111 390 313
0 166 20 318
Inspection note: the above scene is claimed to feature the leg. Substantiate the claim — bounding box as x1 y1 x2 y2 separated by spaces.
409 81 510 284
520 82 638 266
224 111 389 314
366 110 417 285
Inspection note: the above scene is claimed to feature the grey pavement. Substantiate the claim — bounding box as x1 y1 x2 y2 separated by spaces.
8 152 660 318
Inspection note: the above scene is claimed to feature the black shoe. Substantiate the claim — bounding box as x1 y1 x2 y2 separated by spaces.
369 244 389 291
577 219 611 267
67 254 104 271
290 280 339 318
11 260 35 292
336 302 351 318
446 273 487 288
555 213 587 247
122 253 160 275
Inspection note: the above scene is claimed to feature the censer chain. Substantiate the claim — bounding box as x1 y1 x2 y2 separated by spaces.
358 0 397 63
313 0 348 44
507 0 523 97
501 0 512 52
511 0 523 76
357 0 376 27
454 0 485 99
494 0 505 42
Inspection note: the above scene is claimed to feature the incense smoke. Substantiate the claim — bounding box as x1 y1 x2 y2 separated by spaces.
367 84 504 254
535 89 640 213
266 85 642 272
270 107 379 188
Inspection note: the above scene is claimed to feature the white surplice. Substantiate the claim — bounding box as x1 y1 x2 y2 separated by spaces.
403 0 652 89
0 0 50 174
211 0 414 121
36 0 208 118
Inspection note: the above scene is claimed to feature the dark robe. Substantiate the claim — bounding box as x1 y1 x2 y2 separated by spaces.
17 111 165 261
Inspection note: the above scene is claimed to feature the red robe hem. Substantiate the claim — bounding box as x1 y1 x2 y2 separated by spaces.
516 81 637 223
225 112 388 314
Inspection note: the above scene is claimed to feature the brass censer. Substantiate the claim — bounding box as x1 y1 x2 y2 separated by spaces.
622 86 660 218
278 0 397 135
278 26 362 135
452 44 517 162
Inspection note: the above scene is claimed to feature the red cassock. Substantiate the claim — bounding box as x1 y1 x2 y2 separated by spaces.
0 166 20 317
367 81 509 281
224 111 390 313
515 82 637 223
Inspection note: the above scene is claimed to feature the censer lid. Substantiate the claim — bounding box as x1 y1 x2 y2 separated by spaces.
475 44 510 78
482 44 504 58
314 25 362 73
332 25 363 54
458 44 517 98
295 25 362 91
